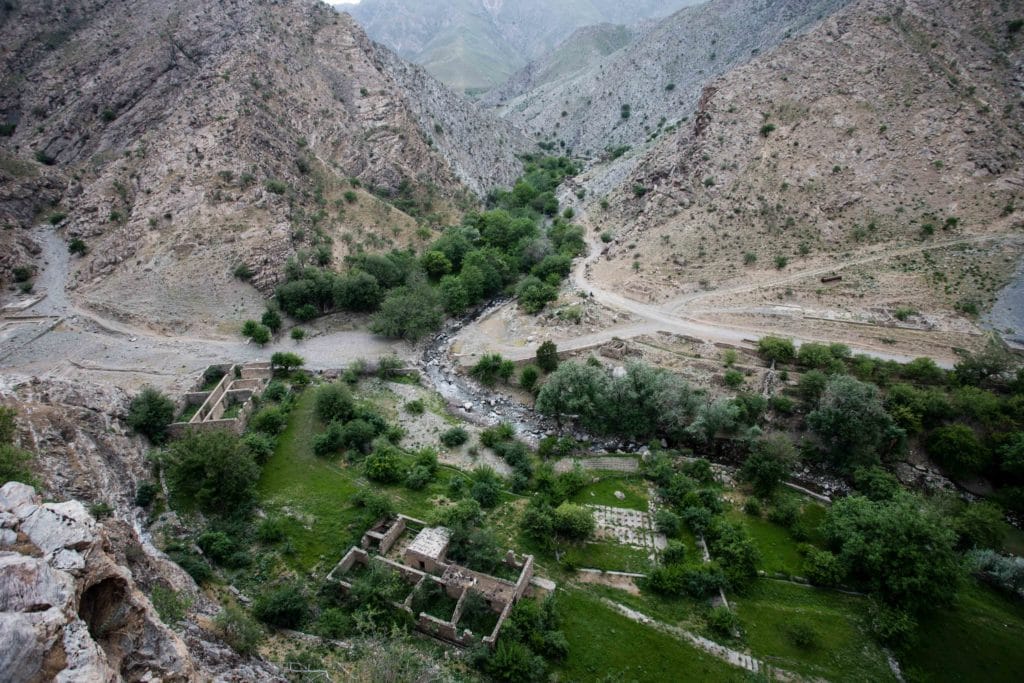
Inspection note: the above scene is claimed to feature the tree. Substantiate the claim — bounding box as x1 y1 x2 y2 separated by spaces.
333 270 383 312
470 466 503 508
823 493 961 615
807 375 903 468
439 275 470 314
686 399 739 444
370 281 443 341
757 336 796 364
927 424 988 478
246 323 271 345
535 361 606 429
516 276 558 314
270 352 304 373
552 503 595 540
261 308 282 333
536 341 559 373
740 434 796 497
127 387 175 443
365 442 405 483
422 250 453 278
315 382 354 423
165 431 260 515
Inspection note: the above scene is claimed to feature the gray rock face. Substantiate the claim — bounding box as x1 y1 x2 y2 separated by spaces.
0 482 193 682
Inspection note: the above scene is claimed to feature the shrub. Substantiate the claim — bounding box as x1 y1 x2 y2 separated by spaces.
787 623 820 650
707 606 738 638
127 388 175 443
774 255 789 269
256 516 287 543
723 369 744 388
290 328 306 342
404 399 425 415
518 365 540 392
68 238 87 255
760 123 776 137
405 465 432 490
740 434 796 498
165 431 260 515
214 606 264 655
254 583 308 629
655 509 682 537
261 308 282 333
552 503 595 540
364 443 405 483
134 482 159 508
264 179 288 195
440 427 469 448
927 424 988 478
314 383 354 423
662 539 687 564
243 432 276 465
249 407 287 435
233 263 254 280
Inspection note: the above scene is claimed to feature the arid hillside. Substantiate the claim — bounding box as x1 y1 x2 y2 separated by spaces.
584 0 1024 357
487 0 851 157
0 0 531 333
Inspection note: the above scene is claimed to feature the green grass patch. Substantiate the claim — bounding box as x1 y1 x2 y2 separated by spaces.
561 541 653 574
571 474 648 511
727 509 806 576
177 403 201 423
900 581 1024 682
555 588 748 682
733 579 894 681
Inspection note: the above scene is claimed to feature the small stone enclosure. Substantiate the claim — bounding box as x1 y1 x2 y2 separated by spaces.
329 515 535 649
168 362 271 438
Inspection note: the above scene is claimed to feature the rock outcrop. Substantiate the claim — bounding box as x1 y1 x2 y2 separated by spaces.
0 481 195 682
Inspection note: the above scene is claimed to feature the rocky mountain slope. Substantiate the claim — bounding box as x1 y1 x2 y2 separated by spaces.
345 0 703 92
0 0 531 332
583 0 1024 354
487 0 851 157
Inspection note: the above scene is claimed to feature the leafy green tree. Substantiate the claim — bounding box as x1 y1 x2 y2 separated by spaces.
536 341 559 373
364 442 405 483
953 501 1006 550
270 352 304 373
469 466 504 508
686 399 740 444
249 407 287 435
823 493 961 615
315 382 355 423
535 361 606 429
927 424 988 478
127 387 175 443
740 434 796 497
333 270 383 312
439 275 470 314
165 431 260 515
552 503 595 540
421 250 453 278
757 336 796 364
516 276 558 314
370 281 443 341
807 375 903 468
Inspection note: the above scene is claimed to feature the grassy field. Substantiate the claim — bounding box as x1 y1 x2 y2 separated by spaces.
733 579 894 682
555 588 749 682
571 473 649 511
901 581 1024 682
727 510 807 576
256 389 470 572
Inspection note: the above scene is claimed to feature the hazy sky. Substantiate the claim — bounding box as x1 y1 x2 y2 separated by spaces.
331 1 361 5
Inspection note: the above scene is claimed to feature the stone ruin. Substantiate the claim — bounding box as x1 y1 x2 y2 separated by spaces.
168 362 271 438
328 515 536 649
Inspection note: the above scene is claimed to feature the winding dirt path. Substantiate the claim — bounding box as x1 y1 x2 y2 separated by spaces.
453 208 1021 368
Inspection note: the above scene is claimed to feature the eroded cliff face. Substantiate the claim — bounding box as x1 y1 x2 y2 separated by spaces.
0 381 285 682
0 481 195 682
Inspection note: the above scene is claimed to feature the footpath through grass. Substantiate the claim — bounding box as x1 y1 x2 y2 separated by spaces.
733 579 893 682
555 588 748 682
